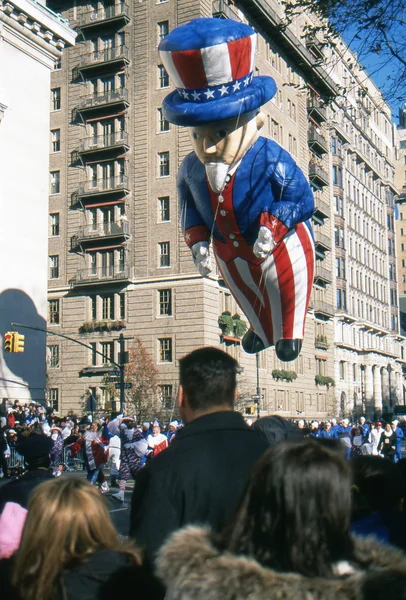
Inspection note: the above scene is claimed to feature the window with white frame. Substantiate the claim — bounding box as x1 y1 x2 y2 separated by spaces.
49 255 59 279
157 20 169 42
48 345 60 368
157 107 169 132
158 289 172 315
50 171 60 194
101 341 114 364
48 299 60 324
48 388 59 410
158 196 170 221
51 129 61 152
51 88 61 110
158 64 169 88
50 213 60 236
158 151 170 177
159 242 170 267
159 384 174 409
159 338 172 362
102 294 115 320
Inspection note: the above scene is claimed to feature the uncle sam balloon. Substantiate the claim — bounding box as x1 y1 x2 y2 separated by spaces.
159 18 315 361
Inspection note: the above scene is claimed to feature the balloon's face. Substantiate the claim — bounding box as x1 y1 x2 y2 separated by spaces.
188 112 262 167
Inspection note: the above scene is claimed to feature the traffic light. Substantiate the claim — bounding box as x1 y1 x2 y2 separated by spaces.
4 332 15 353
14 333 25 353
245 406 255 415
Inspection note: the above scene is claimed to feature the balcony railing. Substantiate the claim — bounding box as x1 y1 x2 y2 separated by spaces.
313 300 335 318
71 265 132 285
314 230 331 251
77 175 129 196
309 162 329 187
308 128 328 154
314 264 332 285
77 88 129 110
307 97 327 122
78 45 129 68
79 3 130 27
313 197 331 220
212 0 240 19
77 221 130 241
78 132 129 153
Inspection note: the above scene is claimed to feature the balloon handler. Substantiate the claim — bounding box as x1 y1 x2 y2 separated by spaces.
159 18 315 361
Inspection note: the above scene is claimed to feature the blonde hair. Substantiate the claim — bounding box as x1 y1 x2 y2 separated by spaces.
12 477 140 600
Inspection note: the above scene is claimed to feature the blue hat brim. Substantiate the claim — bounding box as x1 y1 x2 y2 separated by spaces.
162 76 277 127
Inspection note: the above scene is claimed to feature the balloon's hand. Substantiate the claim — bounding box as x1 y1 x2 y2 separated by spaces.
191 241 212 277
253 226 276 258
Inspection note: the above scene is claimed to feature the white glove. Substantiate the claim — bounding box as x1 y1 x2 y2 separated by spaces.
253 226 276 258
191 241 212 277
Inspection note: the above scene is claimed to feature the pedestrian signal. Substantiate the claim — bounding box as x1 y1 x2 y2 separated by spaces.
4 332 15 353
245 406 255 415
15 333 25 353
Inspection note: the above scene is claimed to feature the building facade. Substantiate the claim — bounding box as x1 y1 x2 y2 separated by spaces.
46 0 403 419
0 0 75 403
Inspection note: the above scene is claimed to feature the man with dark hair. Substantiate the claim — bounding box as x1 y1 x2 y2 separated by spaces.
129 346 268 560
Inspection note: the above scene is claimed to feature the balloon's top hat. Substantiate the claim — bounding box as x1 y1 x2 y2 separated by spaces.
159 18 277 126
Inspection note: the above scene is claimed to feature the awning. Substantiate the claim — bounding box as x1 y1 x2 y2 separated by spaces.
85 243 125 252
84 199 126 208
86 110 127 123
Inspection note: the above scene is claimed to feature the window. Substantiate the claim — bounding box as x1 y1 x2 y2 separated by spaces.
54 58 62 70
50 213 60 236
316 357 326 376
158 20 169 42
157 107 169 132
51 88 61 110
48 345 60 368
50 171 60 194
48 388 59 411
159 338 173 362
159 242 170 267
158 289 172 315
332 165 343 186
336 288 347 310
158 64 169 88
119 293 126 320
100 341 114 364
159 384 174 409
101 294 115 320
48 299 60 324
334 195 344 217
51 129 61 152
288 134 297 156
158 196 170 221
49 255 59 279
158 151 170 176
90 342 97 366
339 361 345 380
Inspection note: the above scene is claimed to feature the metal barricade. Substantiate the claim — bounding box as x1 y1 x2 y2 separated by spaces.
63 447 85 471
6 447 25 470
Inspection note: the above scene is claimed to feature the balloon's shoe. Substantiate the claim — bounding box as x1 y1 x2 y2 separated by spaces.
242 331 265 354
275 339 302 362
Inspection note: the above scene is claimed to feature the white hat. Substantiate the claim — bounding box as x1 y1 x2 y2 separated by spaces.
169 421 178 428
342 418 349 425
392 419 399 425
331 418 337 424
143 422 150 428
311 421 319 428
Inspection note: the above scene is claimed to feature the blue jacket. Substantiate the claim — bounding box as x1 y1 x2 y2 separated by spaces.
178 136 314 248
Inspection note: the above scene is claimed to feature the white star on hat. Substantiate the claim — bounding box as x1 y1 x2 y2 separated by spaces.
191 90 201 101
232 81 242 92
182 90 189 99
244 77 250 87
204 88 215 99
185 233 191 241
219 85 229 96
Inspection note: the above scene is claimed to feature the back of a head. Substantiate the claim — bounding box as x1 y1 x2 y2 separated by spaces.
352 455 404 515
251 416 305 447
224 439 353 577
13 477 122 600
179 347 238 412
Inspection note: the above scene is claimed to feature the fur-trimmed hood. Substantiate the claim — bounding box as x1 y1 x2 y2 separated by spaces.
157 526 406 600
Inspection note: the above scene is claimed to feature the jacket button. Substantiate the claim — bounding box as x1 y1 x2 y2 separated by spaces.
229 233 235 239
220 210 226 216
233 241 239 247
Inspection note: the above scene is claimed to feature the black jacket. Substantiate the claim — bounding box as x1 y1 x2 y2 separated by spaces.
0 469 54 513
129 411 268 559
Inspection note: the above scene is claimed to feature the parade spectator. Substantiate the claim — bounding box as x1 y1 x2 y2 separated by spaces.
350 426 364 459
147 422 168 453
251 415 305 447
371 421 384 455
310 421 319 437
0 425 9 479
337 418 352 459
359 417 370 442
378 423 397 461
130 347 268 560
165 421 178 442
319 421 337 439
50 426 64 476
392 421 404 463
4 478 165 600
157 439 406 600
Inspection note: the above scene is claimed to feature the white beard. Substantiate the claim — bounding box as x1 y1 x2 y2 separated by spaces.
204 162 229 194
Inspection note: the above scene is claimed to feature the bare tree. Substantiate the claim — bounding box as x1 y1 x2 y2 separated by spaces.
124 337 160 424
281 0 406 104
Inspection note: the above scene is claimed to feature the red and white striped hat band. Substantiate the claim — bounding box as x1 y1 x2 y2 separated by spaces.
160 34 256 102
